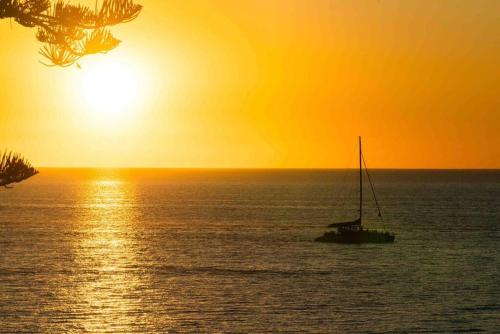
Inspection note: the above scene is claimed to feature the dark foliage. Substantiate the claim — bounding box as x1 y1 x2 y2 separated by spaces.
0 151 38 188
0 0 142 66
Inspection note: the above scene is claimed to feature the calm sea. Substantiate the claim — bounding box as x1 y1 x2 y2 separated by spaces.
1 169 499 333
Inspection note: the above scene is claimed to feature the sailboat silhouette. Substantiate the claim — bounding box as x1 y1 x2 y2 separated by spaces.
315 137 395 243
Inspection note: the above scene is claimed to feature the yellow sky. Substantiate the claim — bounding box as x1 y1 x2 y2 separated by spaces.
0 0 498 168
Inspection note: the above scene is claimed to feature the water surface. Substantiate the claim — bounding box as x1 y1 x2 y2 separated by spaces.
1 169 499 333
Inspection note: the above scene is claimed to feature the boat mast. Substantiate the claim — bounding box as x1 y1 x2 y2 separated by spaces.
359 136 362 224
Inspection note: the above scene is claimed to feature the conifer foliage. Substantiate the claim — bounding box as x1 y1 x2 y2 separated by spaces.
0 0 142 66
0 151 38 188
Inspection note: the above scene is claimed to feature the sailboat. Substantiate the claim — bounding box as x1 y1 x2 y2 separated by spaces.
315 137 395 243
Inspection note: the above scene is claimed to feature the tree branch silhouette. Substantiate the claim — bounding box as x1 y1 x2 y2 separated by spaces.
0 151 39 188
0 0 142 67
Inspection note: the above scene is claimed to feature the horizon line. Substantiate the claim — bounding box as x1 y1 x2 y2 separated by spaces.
35 166 500 171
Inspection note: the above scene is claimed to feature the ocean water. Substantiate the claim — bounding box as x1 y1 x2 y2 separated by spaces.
0 169 499 333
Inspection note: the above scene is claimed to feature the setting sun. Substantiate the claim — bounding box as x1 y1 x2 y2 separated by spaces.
78 58 143 117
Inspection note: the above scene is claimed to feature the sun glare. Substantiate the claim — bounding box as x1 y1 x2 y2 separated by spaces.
78 58 143 118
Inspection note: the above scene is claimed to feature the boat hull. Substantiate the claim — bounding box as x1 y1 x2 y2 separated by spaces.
315 230 395 244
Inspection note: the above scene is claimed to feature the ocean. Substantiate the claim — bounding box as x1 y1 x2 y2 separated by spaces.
1 169 499 333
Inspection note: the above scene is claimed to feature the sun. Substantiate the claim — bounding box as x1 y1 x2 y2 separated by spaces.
78 58 143 118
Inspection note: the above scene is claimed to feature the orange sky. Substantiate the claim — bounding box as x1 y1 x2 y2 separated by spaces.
0 0 498 168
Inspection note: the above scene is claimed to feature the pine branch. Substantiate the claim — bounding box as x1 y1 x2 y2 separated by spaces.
39 43 79 67
97 0 141 26
79 27 120 54
0 0 142 67
0 151 38 188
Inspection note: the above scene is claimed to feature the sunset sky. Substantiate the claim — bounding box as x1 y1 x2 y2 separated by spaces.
0 0 498 168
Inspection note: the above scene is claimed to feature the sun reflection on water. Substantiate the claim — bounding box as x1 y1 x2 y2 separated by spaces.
74 178 149 332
